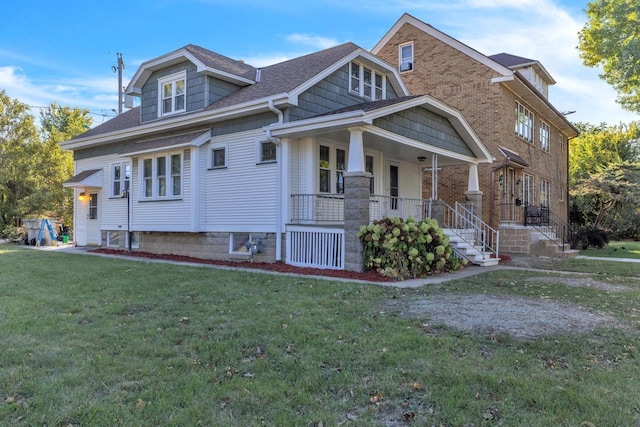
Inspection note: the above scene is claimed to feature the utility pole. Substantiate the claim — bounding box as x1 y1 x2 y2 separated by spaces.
112 53 125 114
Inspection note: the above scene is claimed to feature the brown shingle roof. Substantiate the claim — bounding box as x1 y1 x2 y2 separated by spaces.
205 42 361 110
184 44 257 81
119 130 207 155
488 53 536 68
63 169 101 185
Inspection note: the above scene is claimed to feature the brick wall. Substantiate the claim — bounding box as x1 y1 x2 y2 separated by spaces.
375 22 569 226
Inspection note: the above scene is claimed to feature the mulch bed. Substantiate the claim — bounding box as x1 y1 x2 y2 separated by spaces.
91 248 393 282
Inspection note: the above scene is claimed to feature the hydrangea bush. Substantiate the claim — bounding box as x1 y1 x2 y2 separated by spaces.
357 216 465 280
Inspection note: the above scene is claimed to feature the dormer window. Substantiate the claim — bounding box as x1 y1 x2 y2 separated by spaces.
349 62 386 100
158 71 186 117
399 42 414 72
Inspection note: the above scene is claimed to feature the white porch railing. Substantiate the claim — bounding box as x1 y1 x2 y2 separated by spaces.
291 194 434 223
442 201 499 260
286 225 345 270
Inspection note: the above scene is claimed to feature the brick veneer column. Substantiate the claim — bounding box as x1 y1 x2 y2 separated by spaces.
344 172 371 272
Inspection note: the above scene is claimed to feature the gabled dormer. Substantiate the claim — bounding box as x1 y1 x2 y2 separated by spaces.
125 44 258 123
488 53 556 100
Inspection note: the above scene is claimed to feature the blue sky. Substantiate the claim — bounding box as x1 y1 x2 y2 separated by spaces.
1 0 638 127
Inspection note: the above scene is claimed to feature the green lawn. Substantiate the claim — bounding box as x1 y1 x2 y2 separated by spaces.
1 246 639 426
580 240 640 259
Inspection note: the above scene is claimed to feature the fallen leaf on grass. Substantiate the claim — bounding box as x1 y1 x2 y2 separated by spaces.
220 397 230 408
180 317 189 323
403 411 415 420
411 382 423 391
370 392 384 404
135 399 145 410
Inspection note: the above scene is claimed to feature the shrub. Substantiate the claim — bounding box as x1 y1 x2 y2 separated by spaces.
357 217 464 280
0 225 26 243
570 226 610 250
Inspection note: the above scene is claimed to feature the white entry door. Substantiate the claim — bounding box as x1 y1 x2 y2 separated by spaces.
385 161 401 218
87 192 101 245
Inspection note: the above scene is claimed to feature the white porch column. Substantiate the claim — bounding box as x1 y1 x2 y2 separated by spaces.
467 163 480 192
465 163 483 217
431 153 438 200
347 127 366 172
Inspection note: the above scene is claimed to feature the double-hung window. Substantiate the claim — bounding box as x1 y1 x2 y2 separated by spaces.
319 145 347 194
349 62 385 100
399 42 414 72
515 102 534 142
141 153 182 199
521 173 534 206
111 162 130 197
158 71 186 117
540 121 550 153
539 179 551 207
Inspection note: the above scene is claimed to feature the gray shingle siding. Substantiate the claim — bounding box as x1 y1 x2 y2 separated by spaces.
74 140 132 161
207 77 242 106
211 112 278 136
288 65 398 122
140 62 244 123
373 107 474 157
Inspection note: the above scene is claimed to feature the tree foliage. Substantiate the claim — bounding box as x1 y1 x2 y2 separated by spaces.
578 0 640 112
569 121 640 183
571 162 640 238
0 91 92 229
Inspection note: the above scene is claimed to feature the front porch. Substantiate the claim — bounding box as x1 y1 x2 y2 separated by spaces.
286 194 500 269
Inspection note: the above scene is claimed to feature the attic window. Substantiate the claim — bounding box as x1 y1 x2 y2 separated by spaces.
399 42 413 72
349 62 386 100
158 71 186 117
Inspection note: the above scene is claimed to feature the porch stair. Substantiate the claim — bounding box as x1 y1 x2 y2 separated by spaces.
530 231 580 259
440 202 501 267
444 229 500 267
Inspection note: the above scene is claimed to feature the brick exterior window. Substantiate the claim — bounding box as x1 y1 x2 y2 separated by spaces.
539 179 550 207
399 42 414 72
540 121 550 153
515 102 534 142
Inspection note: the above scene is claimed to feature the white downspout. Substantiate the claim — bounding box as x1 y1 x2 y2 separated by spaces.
267 100 283 261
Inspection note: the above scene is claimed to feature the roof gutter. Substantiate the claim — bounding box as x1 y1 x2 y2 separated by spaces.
267 100 284 262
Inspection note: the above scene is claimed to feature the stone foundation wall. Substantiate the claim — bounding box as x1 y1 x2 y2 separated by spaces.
498 226 531 254
123 231 282 263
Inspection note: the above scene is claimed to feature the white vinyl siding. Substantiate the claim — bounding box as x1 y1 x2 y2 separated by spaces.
205 130 278 231
132 149 192 232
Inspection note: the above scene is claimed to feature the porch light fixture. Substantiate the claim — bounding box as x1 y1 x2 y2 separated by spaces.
417 156 426 162
78 192 87 201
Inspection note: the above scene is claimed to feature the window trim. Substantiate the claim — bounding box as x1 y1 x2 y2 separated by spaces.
256 140 277 164
539 178 551 207
399 42 414 72
110 161 131 198
209 143 228 169
348 62 386 100
229 232 252 255
139 151 183 200
106 230 120 248
515 101 534 143
521 173 535 206
540 121 550 153
318 143 348 194
158 71 186 118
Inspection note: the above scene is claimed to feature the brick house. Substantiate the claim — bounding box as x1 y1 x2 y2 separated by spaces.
373 14 579 255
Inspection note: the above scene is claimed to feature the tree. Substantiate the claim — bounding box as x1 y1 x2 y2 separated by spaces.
0 90 40 227
578 0 640 112
28 104 92 224
0 92 92 229
569 121 640 183
571 162 640 238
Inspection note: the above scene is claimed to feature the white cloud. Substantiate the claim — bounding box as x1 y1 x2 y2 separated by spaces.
286 33 341 50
